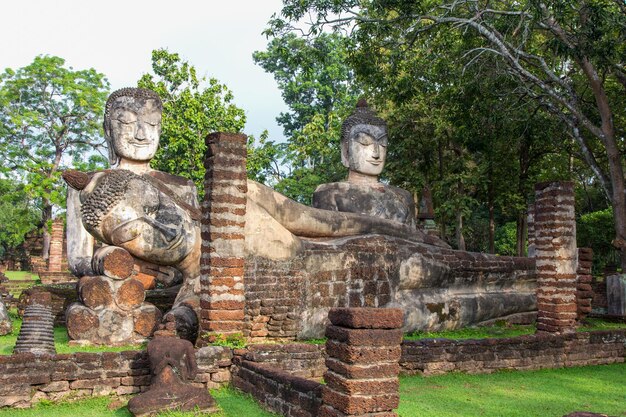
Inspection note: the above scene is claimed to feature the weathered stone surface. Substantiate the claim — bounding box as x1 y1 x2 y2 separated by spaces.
0 300 11 336
127 337 217 416
65 88 203 343
606 274 626 316
133 304 162 337
115 278 145 311
91 246 134 280
79 276 114 310
13 299 55 354
314 181 416 227
66 303 99 341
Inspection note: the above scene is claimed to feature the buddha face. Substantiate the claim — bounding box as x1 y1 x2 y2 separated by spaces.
106 97 162 163
345 124 388 176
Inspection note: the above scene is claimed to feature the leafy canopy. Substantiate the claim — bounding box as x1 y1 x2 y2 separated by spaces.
138 49 246 193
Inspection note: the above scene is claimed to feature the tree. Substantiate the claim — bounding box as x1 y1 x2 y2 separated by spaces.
268 0 626 269
138 49 246 193
251 33 361 203
0 55 109 259
0 179 40 260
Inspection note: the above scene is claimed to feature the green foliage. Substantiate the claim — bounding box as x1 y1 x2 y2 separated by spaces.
404 324 535 341
0 179 39 259
202 332 247 349
250 33 360 203
577 208 619 273
494 222 519 257
0 55 109 242
138 49 246 194
267 0 626 266
398 363 626 416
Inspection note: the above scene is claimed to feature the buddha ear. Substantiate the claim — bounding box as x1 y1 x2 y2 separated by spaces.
340 138 350 168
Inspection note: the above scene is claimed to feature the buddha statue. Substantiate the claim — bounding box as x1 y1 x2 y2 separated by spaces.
66 88 201 340
312 99 416 227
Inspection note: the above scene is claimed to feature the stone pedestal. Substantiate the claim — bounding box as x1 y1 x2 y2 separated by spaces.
127 336 218 416
321 308 403 417
199 132 247 345
534 182 577 333
66 247 161 345
14 292 55 354
607 274 626 316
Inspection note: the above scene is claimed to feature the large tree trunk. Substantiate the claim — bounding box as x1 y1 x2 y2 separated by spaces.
606 142 626 271
516 212 527 257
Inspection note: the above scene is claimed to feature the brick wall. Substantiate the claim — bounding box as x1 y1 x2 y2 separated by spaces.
0 347 232 408
232 359 323 417
400 330 625 376
234 343 325 379
245 236 536 339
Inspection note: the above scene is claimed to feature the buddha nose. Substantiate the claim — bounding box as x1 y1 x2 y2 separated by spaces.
372 143 380 159
135 122 148 141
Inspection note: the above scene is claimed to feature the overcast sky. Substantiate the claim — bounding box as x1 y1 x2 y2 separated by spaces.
0 0 288 142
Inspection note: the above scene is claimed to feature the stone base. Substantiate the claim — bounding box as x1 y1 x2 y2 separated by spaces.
245 235 537 339
66 275 161 345
128 378 218 416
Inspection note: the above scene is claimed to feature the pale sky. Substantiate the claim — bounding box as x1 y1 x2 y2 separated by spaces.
0 0 288 142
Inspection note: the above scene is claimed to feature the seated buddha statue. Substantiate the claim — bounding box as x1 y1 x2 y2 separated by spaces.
312 99 416 227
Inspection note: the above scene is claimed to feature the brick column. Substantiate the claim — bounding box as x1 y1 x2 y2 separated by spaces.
534 181 577 333
576 248 594 320
199 132 248 345
47 219 64 272
321 308 403 417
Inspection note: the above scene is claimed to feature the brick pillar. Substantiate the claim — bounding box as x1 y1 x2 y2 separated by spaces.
534 181 577 333
321 308 403 417
47 219 64 272
576 248 594 320
199 132 248 345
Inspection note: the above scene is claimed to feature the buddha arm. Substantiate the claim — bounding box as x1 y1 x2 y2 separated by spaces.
66 188 95 276
248 180 429 242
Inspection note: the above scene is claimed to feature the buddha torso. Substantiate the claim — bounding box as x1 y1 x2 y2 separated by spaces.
312 181 416 228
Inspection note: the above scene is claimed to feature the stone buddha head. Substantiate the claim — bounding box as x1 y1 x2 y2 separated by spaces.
103 88 163 166
341 99 388 179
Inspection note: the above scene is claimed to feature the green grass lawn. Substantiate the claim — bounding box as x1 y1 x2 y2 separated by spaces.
404 324 536 341
0 387 278 416
3 271 40 281
0 364 622 416
404 319 626 341
398 363 626 417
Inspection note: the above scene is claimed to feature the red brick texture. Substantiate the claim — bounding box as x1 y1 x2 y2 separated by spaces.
47 219 65 273
0 347 232 408
401 330 625 375
534 182 578 333
576 248 594 320
199 132 248 344
323 308 403 417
